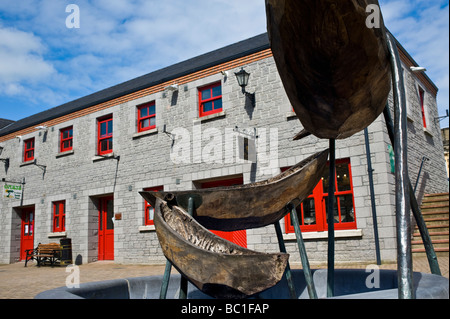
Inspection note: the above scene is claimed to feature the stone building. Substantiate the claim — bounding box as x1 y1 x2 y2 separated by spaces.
0 33 448 265
442 127 449 178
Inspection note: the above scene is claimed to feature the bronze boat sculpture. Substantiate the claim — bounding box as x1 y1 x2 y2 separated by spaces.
147 194 289 299
266 0 391 139
141 149 329 231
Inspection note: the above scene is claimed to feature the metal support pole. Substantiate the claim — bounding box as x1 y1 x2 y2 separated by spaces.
159 261 172 299
364 128 382 265
414 156 429 194
290 204 318 299
387 33 414 299
327 138 336 298
384 106 441 276
179 197 195 299
274 221 297 299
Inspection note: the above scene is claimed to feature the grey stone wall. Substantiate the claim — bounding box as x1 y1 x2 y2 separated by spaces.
0 55 447 266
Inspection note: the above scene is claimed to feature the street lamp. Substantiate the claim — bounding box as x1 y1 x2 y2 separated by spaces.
0 146 10 168
235 67 255 107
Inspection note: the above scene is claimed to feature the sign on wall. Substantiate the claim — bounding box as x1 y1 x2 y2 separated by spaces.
3 183 23 200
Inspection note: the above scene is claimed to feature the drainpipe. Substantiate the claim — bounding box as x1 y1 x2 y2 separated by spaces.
364 128 382 265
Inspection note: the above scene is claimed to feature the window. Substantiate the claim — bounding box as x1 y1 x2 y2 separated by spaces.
137 102 156 132
52 201 66 233
97 116 113 155
23 138 35 162
199 82 222 117
60 126 73 152
285 158 357 233
419 87 427 128
143 187 163 226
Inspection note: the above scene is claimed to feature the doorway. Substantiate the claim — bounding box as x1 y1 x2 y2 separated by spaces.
98 196 114 260
199 177 247 248
20 207 35 261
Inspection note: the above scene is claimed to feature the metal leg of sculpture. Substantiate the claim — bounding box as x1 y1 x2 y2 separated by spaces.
383 106 442 276
159 261 172 299
327 139 336 298
274 221 297 299
387 33 414 299
179 196 195 299
290 204 318 299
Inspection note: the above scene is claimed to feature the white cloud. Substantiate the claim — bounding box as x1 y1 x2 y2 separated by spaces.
0 25 55 85
3 0 445 126
380 0 449 127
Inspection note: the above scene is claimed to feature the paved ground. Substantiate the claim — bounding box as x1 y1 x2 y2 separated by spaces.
0 256 447 299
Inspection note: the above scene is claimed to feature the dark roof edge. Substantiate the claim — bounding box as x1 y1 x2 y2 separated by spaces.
386 30 439 93
0 33 270 137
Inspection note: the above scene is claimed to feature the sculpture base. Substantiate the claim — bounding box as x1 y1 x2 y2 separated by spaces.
35 269 448 299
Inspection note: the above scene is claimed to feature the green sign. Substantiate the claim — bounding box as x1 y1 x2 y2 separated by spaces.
3 183 22 200
387 144 395 173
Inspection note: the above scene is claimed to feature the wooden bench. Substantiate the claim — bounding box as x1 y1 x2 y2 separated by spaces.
25 243 62 267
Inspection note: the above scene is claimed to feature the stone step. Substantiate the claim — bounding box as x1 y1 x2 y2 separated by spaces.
423 192 450 200
413 231 449 240
415 224 449 233
412 239 449 247
412 247 449 257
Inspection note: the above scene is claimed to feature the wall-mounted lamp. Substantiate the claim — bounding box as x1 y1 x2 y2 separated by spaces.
162 124 175 147
410 66 427 73
165 84 179 92
435 109 449 123
235 67 255 107
0 146 10 168
35 125 48 131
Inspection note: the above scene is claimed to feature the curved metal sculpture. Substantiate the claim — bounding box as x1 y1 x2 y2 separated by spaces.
266 0 391 139
141 149 329 231
149 195 289 299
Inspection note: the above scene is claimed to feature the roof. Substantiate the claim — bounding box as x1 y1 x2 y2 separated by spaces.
0 119 15 131
0 30 440 137
0 33 270 137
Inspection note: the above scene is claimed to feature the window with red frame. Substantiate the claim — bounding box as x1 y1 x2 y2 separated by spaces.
143 186 163 226
285 158 357 233
98 116 113 155
199 82 222 117
419 87 427 128
60 126 73 152
52 200 66 233
137 102 156 132
23 138 35 162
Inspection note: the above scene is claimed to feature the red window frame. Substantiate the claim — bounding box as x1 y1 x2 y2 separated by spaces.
143 186 163 226
23 138 35 162
97 116 113 155
419 87 427 128
52 200 66 233
60 126 73 152
137 102 156 132
285 158 357 233
199 82 223 117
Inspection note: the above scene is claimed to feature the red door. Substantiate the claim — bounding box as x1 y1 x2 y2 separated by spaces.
200 177 247 248
98 197 114 260
20 207 35 261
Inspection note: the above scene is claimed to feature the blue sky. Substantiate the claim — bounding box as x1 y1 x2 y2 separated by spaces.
0 0 449 128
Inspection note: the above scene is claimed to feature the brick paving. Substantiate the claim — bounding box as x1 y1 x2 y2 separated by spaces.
0 256 447 299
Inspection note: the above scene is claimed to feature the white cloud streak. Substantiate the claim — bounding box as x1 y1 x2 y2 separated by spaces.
0 0 448 128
